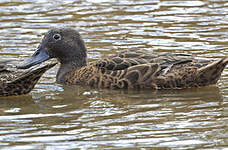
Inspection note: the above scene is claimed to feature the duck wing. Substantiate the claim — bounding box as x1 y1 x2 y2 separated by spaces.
92 51 195 74
99 57 228 89
84 51 228 89
70 50 227 89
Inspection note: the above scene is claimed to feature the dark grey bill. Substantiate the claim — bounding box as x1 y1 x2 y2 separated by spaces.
17 46 50 69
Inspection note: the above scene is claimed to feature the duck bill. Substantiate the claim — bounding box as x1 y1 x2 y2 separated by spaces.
17 46 50 69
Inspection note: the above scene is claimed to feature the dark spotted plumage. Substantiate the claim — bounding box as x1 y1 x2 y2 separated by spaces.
0 62 56 96
17 28 228 89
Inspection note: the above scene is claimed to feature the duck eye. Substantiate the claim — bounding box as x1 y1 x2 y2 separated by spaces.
53 34 61 41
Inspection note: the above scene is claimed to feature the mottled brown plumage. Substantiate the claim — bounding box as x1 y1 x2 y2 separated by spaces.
18 28 228 89
0 62 56 96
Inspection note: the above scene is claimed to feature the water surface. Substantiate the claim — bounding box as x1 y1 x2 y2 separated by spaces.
0 0 228 149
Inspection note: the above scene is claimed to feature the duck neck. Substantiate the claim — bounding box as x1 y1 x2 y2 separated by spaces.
56 58 87 84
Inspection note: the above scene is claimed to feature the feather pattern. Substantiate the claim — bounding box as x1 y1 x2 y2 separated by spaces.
64 51 228 89
0 62 56 96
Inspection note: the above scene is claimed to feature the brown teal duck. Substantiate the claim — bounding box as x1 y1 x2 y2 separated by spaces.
17 28 228 89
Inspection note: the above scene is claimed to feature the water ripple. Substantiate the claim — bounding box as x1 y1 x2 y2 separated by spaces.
0 0 227 149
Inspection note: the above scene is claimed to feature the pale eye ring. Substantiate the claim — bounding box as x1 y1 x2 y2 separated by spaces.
53 34 61 41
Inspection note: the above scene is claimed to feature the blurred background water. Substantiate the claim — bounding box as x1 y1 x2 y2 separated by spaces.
0 0 228 149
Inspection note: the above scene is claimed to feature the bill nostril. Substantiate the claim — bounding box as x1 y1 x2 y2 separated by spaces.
33 50 40 56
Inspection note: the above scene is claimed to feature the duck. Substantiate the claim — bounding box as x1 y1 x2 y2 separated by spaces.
0 61 56 96
17 28 228 89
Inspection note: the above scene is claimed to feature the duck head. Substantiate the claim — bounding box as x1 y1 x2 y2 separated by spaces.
18 28 87 69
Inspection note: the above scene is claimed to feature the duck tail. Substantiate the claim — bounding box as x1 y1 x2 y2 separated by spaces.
197 57 228 86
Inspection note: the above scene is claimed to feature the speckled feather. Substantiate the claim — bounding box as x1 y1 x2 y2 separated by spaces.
64 51 228 89
0 63 56 96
